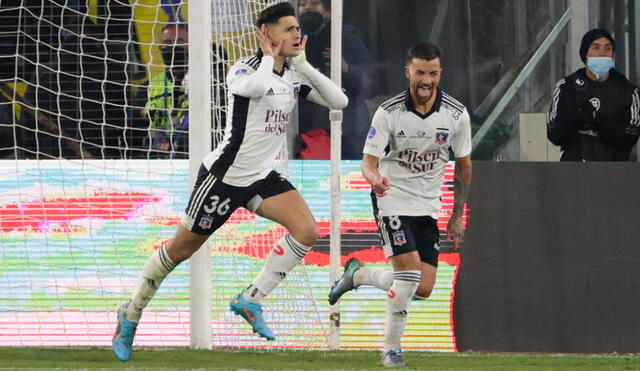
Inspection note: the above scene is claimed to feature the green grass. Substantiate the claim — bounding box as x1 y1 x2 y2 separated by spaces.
1 348 639 370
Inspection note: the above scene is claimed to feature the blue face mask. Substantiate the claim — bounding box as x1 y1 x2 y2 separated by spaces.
587 57 614 79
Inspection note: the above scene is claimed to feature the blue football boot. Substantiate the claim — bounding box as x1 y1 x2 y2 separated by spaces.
112 303 138 361
230 294 275 341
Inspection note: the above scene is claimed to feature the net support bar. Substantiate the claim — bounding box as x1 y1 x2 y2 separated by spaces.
471 7 571 151
328 0 344 351
188 0 213 350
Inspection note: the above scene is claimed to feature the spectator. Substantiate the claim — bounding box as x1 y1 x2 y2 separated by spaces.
181 42 229 148
548 28 640 161
141 23 228 158
297 0 376 159
143 23 190 158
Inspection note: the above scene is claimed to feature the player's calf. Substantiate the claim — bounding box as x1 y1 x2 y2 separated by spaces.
384 270 421 359
231 234 312 339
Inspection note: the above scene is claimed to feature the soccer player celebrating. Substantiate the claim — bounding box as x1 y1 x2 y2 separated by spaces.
112 2 347 361
328 42 472 367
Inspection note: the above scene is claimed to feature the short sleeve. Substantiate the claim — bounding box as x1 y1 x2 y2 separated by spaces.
451 109 472 158
363 107 391 158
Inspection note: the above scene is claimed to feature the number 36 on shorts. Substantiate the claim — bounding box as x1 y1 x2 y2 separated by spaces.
203 195 231 216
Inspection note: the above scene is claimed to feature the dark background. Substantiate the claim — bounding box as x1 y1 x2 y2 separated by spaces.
455 162 640 353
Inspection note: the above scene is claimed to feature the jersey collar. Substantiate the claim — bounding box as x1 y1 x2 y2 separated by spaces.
404 88 442 119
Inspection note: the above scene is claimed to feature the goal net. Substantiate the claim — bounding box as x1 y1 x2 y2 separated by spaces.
0 0 326 349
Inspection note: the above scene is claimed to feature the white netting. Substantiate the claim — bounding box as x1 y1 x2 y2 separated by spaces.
0 0 327 349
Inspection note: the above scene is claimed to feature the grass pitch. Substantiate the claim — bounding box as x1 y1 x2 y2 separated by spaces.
1 348 639 370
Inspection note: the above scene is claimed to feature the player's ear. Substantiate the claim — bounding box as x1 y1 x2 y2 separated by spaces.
265 23 276 39
404 66 410 79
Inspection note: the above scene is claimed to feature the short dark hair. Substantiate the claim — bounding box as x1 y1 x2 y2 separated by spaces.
406 42 441 64
579 28 615 63
256 2 296 28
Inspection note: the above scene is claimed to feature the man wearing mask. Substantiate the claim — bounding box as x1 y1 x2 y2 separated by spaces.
145 23 190 157
297 0 376 159
548 28 640 161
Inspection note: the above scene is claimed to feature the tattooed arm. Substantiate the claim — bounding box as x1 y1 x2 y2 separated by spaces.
447 155 472 250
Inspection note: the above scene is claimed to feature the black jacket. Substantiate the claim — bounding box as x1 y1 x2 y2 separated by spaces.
547 68 640 161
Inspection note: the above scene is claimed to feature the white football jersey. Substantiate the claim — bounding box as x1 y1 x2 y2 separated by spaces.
363 89 472 219
203 53 311 186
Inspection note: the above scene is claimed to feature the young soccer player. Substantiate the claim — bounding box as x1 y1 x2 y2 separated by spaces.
112 2 347 361
328 42 472 367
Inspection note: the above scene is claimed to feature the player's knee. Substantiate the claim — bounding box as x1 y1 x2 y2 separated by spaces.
168 230 209 263
415 286 433 299
167 243 199 263
294 223 318 247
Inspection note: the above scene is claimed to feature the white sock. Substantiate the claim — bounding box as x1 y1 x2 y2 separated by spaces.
384 270 421 353
353 266 393 291
125 244 177 322
242 234 312 303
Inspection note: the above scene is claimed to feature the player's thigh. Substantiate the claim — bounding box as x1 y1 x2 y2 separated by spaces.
390 250 422 271
414 216 440 268
251 177 317 245
165 225 211 263
257 190 316 237
377 215 422 269
414 216 440 297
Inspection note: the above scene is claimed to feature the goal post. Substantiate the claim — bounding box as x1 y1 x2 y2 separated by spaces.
187 0 213 350
328 0 344 351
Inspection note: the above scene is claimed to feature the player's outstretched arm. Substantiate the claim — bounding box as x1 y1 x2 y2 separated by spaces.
447 155 471 250
361 154 390 197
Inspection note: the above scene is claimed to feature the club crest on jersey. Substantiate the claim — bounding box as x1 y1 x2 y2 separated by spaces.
198 215 213 230
235 68 249 76
436 132 449 145
293 86 300 99
392 230 406 246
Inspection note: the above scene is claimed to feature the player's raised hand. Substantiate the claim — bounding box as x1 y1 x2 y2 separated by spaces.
290 35 308 66
446 216 464 250
372 175 390 197
255 25 283 57
297 34 308 52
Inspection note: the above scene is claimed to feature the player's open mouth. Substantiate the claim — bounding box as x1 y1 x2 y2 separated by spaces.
417 85 432 96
